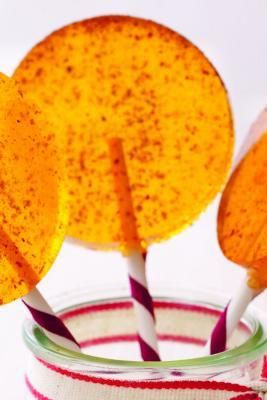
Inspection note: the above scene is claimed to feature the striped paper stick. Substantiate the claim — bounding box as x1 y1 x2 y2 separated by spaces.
205 277 261 354
0 225 80 352
108 138 160 361
127 250 160 360
23 287 80 352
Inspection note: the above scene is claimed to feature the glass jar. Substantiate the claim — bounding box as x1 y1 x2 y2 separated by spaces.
23 287 267 400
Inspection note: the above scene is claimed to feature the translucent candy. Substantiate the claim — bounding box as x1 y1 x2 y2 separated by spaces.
108 138 142 252
14 16 233 250
0 74 67 304
218 133 267 289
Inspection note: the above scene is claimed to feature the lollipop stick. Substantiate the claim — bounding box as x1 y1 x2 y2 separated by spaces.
204 276 261 355
23 288 80 352
0 226 80 352
108 138 160 361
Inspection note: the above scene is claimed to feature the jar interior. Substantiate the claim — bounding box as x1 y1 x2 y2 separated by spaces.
61 298 251 361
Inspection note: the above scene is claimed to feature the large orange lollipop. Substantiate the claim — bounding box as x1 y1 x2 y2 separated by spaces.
0 73 67 304
14 15 234 251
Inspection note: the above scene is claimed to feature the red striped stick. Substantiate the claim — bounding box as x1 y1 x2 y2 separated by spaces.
0 226 80 352
204 278 260 355
23 288 80 352
108 138 160 361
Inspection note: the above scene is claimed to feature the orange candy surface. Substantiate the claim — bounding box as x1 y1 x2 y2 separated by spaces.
218 133 267 289
0 74 67 304
108 138 142 251
14 16 233 249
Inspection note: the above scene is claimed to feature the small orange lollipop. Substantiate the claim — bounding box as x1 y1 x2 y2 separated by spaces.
14 15 234 250
206 111 267 355
0 73 67 304
218 131 267 290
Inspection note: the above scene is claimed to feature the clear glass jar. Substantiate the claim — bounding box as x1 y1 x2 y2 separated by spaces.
23 287 267 400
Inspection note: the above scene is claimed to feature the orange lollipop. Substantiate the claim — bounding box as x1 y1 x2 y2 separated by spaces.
218 131 267 290
0 73 67 304
0 74 79 351
14 15 234 250
206 109 267 355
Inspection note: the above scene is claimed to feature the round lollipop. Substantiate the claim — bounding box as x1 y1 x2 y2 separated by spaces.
14 16 233 359
206 108 267 354
0 73 79 351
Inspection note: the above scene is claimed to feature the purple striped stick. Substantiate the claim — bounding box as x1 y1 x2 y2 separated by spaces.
108 138 160 361
127 250 160 361
204 277 260 354
0 225 80 352
23 288 80 352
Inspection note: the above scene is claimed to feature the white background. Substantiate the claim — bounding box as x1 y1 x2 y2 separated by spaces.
1 0 267 398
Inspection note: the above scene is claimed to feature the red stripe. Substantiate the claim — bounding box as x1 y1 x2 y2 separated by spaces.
80 333 206 348
60 300 249 333
261 355 267 379
60 300 221 320
159 334 205 346
80 333 137 347
61 301 132 320
229 394 262 400
37 357 251 392
154 301 222 316
25 371 260 399
60 300 226 320
25 375 53 400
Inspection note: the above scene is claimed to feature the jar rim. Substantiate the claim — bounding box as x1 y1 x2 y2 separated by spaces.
23 288 267 371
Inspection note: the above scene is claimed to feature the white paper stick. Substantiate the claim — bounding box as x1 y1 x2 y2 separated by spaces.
204 276 261 355
126 250 160 360
23 287 80 352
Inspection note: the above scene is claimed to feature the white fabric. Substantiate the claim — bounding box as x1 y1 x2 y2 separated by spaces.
25 356 265 400
63 303 248 349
